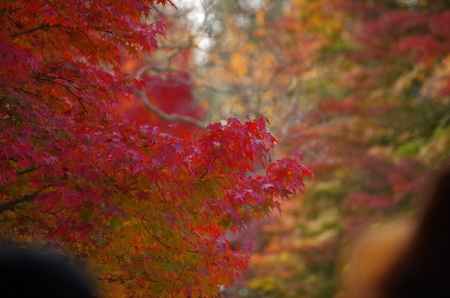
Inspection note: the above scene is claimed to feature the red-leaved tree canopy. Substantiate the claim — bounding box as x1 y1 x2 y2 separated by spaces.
0 1 310 297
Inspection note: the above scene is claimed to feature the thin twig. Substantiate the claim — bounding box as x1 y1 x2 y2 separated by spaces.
135 91 205 128
0 187 49 214
11 24 54 38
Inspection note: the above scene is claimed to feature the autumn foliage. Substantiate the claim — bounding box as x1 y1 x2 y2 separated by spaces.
200 1 450 297
0 1 310 297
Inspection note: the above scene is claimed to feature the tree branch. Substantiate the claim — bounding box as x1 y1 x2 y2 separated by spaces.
135 90 205 128
0 188 47 214
131 62 206 128
11 24 54 38
16 166 38 176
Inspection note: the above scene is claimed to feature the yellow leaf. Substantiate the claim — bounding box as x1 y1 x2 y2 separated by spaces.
230 53 248 78
256 10 266 26
107 283 127 298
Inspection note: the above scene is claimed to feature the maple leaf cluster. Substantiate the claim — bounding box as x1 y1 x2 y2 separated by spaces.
0 1 310 297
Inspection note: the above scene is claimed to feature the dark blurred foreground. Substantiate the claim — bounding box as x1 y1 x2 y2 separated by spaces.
339 162 450 298
0 244 97 298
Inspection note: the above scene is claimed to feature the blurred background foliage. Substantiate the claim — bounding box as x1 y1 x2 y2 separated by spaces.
160 0 450 297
